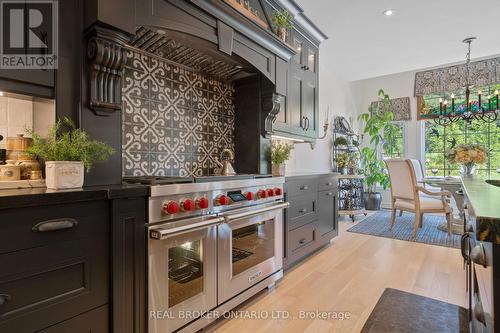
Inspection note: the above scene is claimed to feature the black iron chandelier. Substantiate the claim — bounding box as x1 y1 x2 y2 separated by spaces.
434 37 499 127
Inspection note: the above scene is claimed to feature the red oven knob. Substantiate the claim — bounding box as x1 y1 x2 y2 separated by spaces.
216 194 230 206
163 201 179 215
182 199 195 211
267 188 275 197
245 191 254 200
197 197 209 209
257 189 267 199
274 188 282 196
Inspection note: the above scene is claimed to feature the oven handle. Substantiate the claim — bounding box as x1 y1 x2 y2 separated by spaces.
149 217 225 240
223 202 290 222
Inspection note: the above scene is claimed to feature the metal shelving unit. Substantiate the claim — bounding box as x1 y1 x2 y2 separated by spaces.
332 117 367 222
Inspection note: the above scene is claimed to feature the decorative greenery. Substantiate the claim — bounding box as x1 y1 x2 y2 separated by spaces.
347 153 359 170
26 117 114 172
271 9 293 29
270 141 294 166
351 139 360 147
334 136 349 147
336 152 349 168
358 89 396 193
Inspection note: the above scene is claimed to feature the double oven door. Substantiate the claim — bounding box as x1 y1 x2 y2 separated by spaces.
218 201 288 303
148 216 222 333
148 201 288 333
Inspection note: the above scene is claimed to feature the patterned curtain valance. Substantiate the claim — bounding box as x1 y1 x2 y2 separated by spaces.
370 97 411 121
414 57 500 96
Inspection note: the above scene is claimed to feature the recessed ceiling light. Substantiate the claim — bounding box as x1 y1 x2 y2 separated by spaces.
383 9 394 16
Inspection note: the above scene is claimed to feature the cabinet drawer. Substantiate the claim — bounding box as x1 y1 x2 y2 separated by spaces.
0 200 109 254
318 176 337 192
285 179 317 198
0 223 109 331
287 194 317 230
289 222 315 253
38 305 109 333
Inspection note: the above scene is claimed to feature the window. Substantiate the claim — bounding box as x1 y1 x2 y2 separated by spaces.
424 119 500 177
382 122 405 159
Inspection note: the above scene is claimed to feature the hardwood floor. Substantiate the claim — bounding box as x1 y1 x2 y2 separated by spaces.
209 214 468 333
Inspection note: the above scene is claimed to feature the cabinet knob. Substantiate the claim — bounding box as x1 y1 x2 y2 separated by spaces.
299 238 307 244
326 192 333 196
300 185 309 190
0 294 11 306
299 208 308 213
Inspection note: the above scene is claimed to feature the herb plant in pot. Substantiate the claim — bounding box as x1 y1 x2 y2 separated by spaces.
27 117 114 190
272 10 293 42
358 89 395 210
270 141 293 176
334 136 349 149
336 152 349 175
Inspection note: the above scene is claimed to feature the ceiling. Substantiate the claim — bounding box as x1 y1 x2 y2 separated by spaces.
295 0 500 82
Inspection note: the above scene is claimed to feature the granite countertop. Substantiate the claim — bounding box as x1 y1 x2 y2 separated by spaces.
0 183 149 209
462 175 500 220
461 175 500 243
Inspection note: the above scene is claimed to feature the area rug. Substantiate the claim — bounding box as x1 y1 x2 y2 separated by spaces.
360 288 468 333
347 210 461 249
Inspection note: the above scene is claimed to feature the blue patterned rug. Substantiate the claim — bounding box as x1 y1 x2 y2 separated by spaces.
347 210 461 249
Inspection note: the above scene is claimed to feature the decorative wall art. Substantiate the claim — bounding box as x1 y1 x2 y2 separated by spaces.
122 50 236 177
224 0 269 29
370 97 411 121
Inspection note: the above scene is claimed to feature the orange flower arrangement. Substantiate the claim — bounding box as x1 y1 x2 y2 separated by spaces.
446 144 488 173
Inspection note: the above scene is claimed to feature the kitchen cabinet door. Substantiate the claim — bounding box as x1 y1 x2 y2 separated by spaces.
317 189 338 243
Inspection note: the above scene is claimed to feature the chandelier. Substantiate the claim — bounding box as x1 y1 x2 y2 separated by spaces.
433 37 499 126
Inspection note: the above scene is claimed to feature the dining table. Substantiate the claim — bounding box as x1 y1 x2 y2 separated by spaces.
422 176 464 235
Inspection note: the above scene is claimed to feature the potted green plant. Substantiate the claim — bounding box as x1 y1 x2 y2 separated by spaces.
357 89 395 210
270 141 293 176
336 152 349 175
347 153 359 175
333 136 349 149
27 117 114 190
272 9 293 42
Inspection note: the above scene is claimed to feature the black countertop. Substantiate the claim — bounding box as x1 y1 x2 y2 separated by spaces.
0 184 149 209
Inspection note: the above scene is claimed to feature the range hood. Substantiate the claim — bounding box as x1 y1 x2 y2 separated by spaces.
128 26 257 80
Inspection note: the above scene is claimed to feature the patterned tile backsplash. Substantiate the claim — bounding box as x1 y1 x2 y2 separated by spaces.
122 50 235 176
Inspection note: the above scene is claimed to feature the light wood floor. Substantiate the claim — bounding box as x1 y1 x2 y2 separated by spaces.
209 214 468 333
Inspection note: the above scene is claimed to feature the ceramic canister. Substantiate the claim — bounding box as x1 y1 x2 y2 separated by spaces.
18 160 41 179
0 160 21 181
6 134 32 151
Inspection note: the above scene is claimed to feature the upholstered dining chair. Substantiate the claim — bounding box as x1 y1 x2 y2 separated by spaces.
384 159 453 237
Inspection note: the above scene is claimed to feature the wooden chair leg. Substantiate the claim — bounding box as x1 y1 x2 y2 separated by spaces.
419 213 424 228
390 208 396 229
413 213 421 238
399 210 403 217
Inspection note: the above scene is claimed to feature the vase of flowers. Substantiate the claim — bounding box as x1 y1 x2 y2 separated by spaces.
446 144 487 176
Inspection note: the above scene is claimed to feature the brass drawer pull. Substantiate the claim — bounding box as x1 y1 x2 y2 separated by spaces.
0 294 11 306
326 182 333 186
300 185 309 190
326 192 333 196
32 218 78 232
298 208 308 213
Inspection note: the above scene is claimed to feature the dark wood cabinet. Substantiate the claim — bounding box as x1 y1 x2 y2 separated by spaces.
273 27 320 140
284 174 338 269
37 305 109 333
0 200 110 333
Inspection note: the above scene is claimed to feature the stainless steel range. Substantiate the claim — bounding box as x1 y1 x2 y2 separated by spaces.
130 175 288 333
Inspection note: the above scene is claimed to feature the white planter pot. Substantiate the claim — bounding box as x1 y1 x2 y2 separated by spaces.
45 161 84 190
